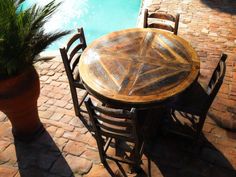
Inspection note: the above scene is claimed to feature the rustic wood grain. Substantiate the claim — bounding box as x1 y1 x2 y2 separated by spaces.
143 9 180 35
79 28 199 107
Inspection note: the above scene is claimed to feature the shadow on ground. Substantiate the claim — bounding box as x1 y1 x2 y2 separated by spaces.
143 134 236 177
104 131 236 177
201 0 236 14
100 109 236 177
15 131 74 177
140 111 236 177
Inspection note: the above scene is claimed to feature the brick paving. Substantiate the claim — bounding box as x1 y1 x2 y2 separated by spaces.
0 0 236 176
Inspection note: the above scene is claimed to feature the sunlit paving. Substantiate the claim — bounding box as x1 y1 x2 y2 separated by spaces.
0 0 236 177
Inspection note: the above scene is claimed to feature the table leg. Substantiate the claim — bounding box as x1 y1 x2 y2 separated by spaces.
138 106 171 140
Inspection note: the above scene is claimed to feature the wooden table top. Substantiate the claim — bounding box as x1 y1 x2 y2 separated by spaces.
79 28 200 107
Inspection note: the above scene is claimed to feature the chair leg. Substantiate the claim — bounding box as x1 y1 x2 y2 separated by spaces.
115 139 122 156
196 114 207 138
78 112 93 133
131 147 142 173
148 157 152 177
115 161 128 177
102 159 116 177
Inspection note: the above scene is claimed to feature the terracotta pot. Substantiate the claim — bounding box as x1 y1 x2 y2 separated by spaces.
0 67 44 141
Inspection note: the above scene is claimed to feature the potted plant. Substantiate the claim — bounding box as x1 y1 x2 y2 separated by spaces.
0 0 70 140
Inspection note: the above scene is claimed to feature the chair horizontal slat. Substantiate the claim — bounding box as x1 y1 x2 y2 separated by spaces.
94 115 132 127
207 57 226 91
69 51 82 62
92 105 132 118
66 33 82 51
71 54 81 73
69 44 83 61
144 9 180 35
74 81 85 89
99 129 135 142
149 13 176 22
106 155 135 165
219 62 225 79
148 23 174 32
98 122 132 135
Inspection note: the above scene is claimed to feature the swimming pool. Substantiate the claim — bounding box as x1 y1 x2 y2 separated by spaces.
24 0 141 52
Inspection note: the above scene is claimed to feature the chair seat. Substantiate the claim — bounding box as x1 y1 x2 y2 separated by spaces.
73 68 86 89
74 80 86 89
172 81 209 115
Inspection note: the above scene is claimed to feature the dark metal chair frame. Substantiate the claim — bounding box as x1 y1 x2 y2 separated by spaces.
85 97 144 176
60 28 91 131
169 53 228 138
143 9 180 35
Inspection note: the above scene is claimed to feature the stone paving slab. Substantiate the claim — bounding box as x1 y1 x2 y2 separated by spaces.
0 0 236 176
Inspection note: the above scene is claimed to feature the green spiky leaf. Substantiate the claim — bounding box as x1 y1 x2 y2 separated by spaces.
0 0 70 79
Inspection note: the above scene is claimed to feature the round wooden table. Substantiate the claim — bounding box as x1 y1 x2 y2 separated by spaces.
79 28 200 108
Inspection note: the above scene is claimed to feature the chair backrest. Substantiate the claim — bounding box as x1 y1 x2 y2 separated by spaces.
60 28 87 116
60 28 87 89
206 53 227 107
143 9 180 35
85 97 139 143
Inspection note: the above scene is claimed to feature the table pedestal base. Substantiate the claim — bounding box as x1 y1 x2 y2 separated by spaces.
138 106 170 140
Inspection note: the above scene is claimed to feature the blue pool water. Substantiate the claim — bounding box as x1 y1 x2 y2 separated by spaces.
23 0 141 51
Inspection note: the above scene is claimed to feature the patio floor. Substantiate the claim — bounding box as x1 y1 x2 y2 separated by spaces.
0 0 236 176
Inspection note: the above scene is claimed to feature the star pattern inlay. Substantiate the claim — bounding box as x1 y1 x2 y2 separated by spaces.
79 28 199 104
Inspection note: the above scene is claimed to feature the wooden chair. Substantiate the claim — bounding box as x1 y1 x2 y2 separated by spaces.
167 53 228 138
143 9 180 35
85 97 144 176
60 28 91 131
